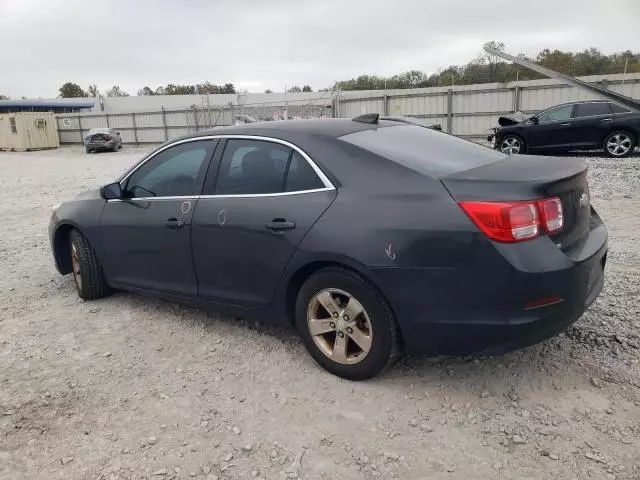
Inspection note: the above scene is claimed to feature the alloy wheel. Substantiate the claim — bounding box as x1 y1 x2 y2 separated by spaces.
306 288 373 365
606 133 632 157
71 243 82 291
500 137 521 155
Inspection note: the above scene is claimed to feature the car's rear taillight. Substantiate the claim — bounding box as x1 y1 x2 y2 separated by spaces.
458 197 563 243
538 197 563 233
458 201 539 242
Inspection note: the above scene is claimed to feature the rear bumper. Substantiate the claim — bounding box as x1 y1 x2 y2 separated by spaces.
373 217 608 356
86 140 117 150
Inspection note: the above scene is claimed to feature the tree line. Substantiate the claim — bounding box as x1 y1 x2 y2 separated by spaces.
53 82 240 98
332 43 640 91
52 82 318 98
2 43 637 100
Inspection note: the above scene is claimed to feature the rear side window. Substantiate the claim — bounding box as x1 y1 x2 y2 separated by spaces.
214 139 325 194
611 103 630 114
573 102 611 117
285 151 325 192
339 125 504 176
216 139 289 194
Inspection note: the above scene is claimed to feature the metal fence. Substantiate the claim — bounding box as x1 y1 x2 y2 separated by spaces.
56 73 640 144
334 73 640 138
56 106 233 145
56 101 334 145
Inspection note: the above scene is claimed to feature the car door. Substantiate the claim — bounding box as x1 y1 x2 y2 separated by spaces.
527 103 575 151
191 137 337 306
568 102 614 148
100 138 217 296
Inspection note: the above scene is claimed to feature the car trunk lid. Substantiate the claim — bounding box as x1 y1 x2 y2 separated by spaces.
441 154 590 249
90 133 112 143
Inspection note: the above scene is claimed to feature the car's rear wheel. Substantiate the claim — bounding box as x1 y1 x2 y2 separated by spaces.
69 229 109 300
604 131 635 158
295 267 400 380
499 134 525 155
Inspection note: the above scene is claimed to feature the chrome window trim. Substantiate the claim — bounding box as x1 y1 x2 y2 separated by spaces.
106 188 334 203
117 134 335 199
108 195 200 202
199 187 334 199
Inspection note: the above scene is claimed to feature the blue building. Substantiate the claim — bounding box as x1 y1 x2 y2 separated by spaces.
0 98 95 114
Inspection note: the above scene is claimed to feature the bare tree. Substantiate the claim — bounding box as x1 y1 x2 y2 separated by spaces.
482 41 506 82
105 85 129 97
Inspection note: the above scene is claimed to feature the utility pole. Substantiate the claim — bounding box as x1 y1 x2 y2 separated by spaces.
284 84 288 120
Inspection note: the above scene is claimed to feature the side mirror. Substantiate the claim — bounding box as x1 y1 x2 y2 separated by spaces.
528 116 539 125
100 182 123 200
116 132 121 136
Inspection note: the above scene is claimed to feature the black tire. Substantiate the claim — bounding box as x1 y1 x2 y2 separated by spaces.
603 131 636 158
498 134 525 155
85 147 92 154
295 267 401 380
69 229 109 300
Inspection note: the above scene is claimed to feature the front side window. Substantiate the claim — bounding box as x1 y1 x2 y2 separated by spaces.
125 140 214 198
573 102 611 118
537 104 574 123
214 139 324 194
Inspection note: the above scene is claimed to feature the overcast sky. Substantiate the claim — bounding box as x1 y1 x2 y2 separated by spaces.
1 0 638 98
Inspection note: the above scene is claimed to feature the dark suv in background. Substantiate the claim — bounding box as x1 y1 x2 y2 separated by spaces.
492 100 639 157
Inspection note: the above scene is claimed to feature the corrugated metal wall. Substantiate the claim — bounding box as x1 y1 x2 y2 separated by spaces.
336 73 640 138
56 107 233 145
56 73 640 144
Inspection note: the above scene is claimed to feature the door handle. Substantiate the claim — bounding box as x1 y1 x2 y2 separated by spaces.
265 219 296 232
601 118 613 122
560 122 571 126
164 218 185 230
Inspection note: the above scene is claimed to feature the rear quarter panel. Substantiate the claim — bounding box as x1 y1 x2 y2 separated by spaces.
273 139 520 338
612 113 640 138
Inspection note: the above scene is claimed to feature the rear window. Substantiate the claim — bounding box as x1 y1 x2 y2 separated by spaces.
339 125 504 176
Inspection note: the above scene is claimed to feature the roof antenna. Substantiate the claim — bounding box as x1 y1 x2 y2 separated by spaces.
352 113 379 124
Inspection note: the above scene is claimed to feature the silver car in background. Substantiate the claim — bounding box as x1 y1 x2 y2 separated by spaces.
83 128 122 153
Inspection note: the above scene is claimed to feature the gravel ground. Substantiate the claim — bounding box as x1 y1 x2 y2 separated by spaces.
0 146 639 480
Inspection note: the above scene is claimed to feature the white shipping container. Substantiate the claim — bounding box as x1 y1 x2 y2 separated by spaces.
0 112 59 151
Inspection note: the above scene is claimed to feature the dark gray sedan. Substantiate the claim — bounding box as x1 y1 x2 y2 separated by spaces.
84 127 122 153
49 116 607 379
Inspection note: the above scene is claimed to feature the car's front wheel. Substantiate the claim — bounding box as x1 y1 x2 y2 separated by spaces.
499 134 525 155
296 267 400 380
604 131 635 158
69 229 109 300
